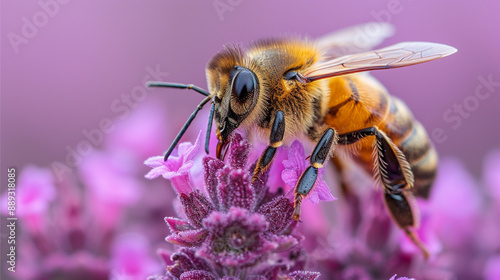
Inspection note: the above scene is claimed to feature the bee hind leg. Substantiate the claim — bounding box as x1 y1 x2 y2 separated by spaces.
251 111 285 183
338 126 430 258
292 128 337 221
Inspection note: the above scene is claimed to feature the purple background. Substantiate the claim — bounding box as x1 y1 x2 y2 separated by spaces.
1 0 499 179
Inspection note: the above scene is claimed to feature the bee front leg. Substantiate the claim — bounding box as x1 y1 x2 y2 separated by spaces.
292 128 337 221
338 127 429 258
251 111 285 183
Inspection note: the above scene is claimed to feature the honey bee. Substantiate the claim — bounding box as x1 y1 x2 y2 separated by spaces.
148 23 456 258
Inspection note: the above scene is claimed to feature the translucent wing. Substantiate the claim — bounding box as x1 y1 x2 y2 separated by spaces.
316 22 395 58
304 42 457 82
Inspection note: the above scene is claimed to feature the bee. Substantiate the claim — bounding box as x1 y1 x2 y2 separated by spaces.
148 23 456 258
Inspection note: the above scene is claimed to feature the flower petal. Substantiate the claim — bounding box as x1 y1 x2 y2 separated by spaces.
269 234 299 252
179 191 214 228
203 156 225 209
170 174 193 195
166 228 208 247
389 274 414 280
164 217 194 233
168 248 214 276
180 270 218 280
144 156 165 168
145 166 169 179
144 131 202 196
221 169 254 210
281 141 335 204
288 271 321 280
178 131 202 162
226 133 251 169
258 196 294 234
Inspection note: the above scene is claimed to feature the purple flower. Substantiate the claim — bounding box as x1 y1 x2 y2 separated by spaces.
144 131 201 195
150 133 319 278
282 140 336 204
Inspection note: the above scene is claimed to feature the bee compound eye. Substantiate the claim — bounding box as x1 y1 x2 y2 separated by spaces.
232 68 256 102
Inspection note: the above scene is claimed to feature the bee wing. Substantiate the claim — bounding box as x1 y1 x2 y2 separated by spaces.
316 22 395 58
304 42 457 82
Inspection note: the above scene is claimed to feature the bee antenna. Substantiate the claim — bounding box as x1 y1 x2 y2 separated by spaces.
163 95 212 161
205 101 215 154
146 82 210 97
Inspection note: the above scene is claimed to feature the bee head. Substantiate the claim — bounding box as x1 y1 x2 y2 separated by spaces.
207 47 260 159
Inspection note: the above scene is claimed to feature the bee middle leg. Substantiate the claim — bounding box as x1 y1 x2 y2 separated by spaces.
251 111 285 183
338 126 430 258
292 128 338 221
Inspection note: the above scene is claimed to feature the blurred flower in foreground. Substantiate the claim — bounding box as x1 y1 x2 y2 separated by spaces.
1 102 169 280
1 165 56 232
1 163 160 280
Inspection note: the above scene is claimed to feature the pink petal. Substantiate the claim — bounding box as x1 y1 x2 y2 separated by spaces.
145 166 168 179
314 169 336 202
144 156 165 168
281 140 335 204
170 174 193 195
177 161 194 174
143 132 201 195
178 131 202 162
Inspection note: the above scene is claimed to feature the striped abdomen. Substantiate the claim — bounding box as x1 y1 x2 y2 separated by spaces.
324 74 437 198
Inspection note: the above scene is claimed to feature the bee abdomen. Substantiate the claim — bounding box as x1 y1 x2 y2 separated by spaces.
398 121 437 198
381 96 437 198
